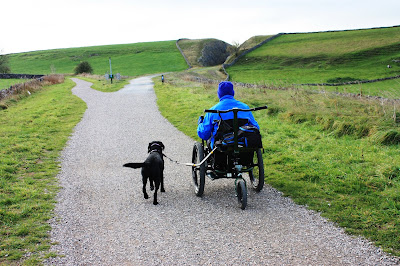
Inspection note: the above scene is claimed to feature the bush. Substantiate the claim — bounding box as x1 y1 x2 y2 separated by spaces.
74 61 93 74
43 74 64 84
326 77 359 84
0 54 11 73
379 130 400 145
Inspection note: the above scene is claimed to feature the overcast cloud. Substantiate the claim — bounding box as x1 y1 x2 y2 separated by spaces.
1 0 399 54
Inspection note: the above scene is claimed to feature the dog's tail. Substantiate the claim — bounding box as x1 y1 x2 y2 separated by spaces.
123 163 144 169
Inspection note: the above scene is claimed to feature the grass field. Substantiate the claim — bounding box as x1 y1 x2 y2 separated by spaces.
7 40 188 76
154 73 400 256
0 78 86 263
227 27 400 88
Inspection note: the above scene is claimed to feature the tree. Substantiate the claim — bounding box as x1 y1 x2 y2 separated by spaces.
0 52 11 73
74 61 93 74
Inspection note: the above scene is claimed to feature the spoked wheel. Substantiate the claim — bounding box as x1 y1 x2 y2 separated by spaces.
192 142 205 197
236 179 247 210
249 148 264 192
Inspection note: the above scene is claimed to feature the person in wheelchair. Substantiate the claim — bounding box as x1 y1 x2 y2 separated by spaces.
197 81 260 171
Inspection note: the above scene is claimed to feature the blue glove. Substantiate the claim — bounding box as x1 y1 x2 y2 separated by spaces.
197 116 204 125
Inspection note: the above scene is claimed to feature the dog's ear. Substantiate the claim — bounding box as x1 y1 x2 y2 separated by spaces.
148 143 152 153
160 142 165 150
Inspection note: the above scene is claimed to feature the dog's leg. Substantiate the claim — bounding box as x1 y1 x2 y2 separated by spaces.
142 176 149 199
153 182 160 205
161 172 165 193
150 179 154 191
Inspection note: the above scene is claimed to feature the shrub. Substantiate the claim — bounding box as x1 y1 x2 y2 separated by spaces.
326 77 359 84
74 61 93 74
0 54 11 73
383 166 400 180
379 130 400 145
43 74 64 84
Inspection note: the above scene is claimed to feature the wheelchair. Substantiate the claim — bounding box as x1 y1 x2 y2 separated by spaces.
191 106 267 210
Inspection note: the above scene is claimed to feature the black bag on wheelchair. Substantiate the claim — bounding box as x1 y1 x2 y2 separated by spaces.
215 119 263 149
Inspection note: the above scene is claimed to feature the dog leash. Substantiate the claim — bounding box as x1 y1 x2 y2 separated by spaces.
162 147 218 167
162 153 184 165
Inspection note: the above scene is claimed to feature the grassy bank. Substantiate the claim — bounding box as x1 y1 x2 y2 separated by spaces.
0 78 86 264
227 27 400 90
8 40 188 76
154 74 400 256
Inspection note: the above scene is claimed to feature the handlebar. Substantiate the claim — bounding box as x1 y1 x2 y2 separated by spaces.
204 105 268 114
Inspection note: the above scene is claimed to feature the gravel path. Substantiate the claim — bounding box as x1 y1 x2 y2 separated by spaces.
47 77 399 265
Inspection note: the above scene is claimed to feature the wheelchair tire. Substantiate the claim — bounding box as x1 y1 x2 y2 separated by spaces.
192 142 205 197
249 148 264 192
236 179 247 210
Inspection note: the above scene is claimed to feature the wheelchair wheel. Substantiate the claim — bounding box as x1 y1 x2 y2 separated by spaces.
249 148 264 192
192 142 205 197
236 179 247 210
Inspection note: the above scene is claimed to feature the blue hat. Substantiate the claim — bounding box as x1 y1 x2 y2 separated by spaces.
218 81 235 99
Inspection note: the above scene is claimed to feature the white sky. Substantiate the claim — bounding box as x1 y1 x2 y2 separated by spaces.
1 0 399 54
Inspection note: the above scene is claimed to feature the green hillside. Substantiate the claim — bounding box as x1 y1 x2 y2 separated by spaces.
227 27 400 88
7 40 188 76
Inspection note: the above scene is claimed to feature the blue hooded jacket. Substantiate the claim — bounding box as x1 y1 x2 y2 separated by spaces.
197 82 259 148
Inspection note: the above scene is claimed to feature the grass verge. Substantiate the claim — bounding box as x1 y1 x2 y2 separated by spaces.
75 74 130 92
154 73 400 256
0 78 86 264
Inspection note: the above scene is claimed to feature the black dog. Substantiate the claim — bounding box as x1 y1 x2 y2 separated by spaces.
123 141 165 205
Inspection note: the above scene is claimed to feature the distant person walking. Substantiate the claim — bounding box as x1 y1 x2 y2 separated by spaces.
161 75 164 83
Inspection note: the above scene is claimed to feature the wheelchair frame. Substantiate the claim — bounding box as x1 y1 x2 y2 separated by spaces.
191 105 267 210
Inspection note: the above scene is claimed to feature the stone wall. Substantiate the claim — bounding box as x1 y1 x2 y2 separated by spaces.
298 75 400 86
0 74 45 101
176 39 192 69
181 74 400 105
0 73 44 79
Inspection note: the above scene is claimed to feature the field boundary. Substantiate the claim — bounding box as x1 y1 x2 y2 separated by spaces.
176 39 192 69
0 73 44 79
298 75 400 86
0 75 46 101
180 74 400 104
